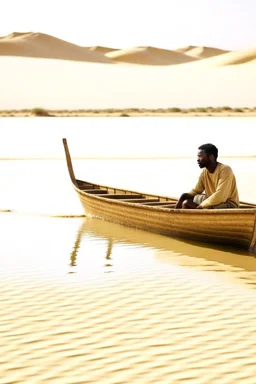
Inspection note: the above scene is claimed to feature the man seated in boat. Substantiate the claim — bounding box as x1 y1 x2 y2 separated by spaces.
175 143 239 209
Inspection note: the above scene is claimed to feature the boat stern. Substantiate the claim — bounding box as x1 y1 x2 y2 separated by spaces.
249 214 256 253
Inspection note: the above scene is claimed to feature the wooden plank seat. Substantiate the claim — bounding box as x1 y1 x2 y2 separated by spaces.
82 189 108 194
158 204 176 208
77 182 100 190
96 194 143 199
140 201 175 206
120 198 159 203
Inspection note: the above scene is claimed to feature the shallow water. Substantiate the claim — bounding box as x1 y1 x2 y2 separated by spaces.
1 213 256 383
1 117 256 383
1 116 256 159
1 213 256 287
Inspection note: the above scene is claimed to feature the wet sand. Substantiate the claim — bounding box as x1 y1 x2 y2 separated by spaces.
1 213 256 383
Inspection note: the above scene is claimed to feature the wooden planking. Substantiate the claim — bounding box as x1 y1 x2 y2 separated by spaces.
76 180 99 189
240 201 256 207
78 191 255 249
249 214 256 253
120 198 159 203
82 189 108 194
96 194 143 199
157 204 176 208
141 201 174 206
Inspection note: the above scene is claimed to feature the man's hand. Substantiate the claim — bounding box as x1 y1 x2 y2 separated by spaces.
196 205 203 209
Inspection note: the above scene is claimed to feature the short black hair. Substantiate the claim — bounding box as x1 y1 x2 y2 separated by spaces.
198 143 218 160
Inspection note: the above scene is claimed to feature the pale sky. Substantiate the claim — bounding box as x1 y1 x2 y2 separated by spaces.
1 0 256 50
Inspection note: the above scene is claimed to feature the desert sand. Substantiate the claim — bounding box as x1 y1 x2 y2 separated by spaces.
177 45 229 58
0 32 256 111
197 47 256 66
106 46 199 65
88 46 119 54
0 32 114 63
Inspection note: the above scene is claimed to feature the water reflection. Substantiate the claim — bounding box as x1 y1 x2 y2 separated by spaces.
69 217 256 288
70 226 83 267
69 222 114 273
105 239 113 268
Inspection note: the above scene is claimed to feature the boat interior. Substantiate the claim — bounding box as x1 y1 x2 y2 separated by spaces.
76 180 256 210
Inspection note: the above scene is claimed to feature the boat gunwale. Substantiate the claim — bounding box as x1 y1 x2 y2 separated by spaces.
249 214 256 252
74 182 256 215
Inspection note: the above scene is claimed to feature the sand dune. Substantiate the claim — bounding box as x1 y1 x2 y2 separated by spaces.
1 32 256 109
106 46 199 65
198 47 256 66
1 32 255 68
0 32 114 63
1 54 256 110
176 45 228 58
88 46 119 54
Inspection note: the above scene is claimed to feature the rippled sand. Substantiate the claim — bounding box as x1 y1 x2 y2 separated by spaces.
1 213 256 383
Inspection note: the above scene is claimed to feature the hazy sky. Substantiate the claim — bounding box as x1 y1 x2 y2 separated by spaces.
1 0 256 49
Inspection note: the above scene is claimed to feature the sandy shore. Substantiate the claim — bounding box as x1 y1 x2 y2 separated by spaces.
1 109 256 117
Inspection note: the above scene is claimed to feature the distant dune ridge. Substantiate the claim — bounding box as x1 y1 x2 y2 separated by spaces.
176 45 229 58
198 47 256 66
0 32 114 63
1 31 256 110
106 46 199 65
88 46 119 54
1 32 255 66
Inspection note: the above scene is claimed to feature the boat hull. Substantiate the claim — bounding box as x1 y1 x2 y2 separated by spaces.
76 188 256 251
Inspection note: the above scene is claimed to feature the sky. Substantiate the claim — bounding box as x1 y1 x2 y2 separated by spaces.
1 0 256 50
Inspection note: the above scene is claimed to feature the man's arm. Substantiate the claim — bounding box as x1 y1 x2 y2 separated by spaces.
175 173 205 208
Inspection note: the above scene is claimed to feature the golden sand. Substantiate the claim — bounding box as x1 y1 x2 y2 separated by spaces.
1 55 256 110
176 46 229 59
0 32 114 63
88 46 119 54
197 47 256 66
106 46 198 65
1 32 256 110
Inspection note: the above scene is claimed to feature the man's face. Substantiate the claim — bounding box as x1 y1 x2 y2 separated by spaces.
197 150 210 168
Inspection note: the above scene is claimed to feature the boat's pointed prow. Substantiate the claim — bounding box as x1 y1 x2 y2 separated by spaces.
62 138 78 186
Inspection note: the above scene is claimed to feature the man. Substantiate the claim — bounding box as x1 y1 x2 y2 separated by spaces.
175 143 239 209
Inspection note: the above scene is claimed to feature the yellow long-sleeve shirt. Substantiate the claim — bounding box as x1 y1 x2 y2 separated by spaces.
189 163 239 208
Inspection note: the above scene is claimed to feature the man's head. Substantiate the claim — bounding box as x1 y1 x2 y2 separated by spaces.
197 143 218 168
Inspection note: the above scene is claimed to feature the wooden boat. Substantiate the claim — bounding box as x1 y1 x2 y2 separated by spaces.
63 138 256 253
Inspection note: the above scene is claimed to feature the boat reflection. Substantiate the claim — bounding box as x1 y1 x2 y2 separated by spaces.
69 217 256 287
105 239 113 267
